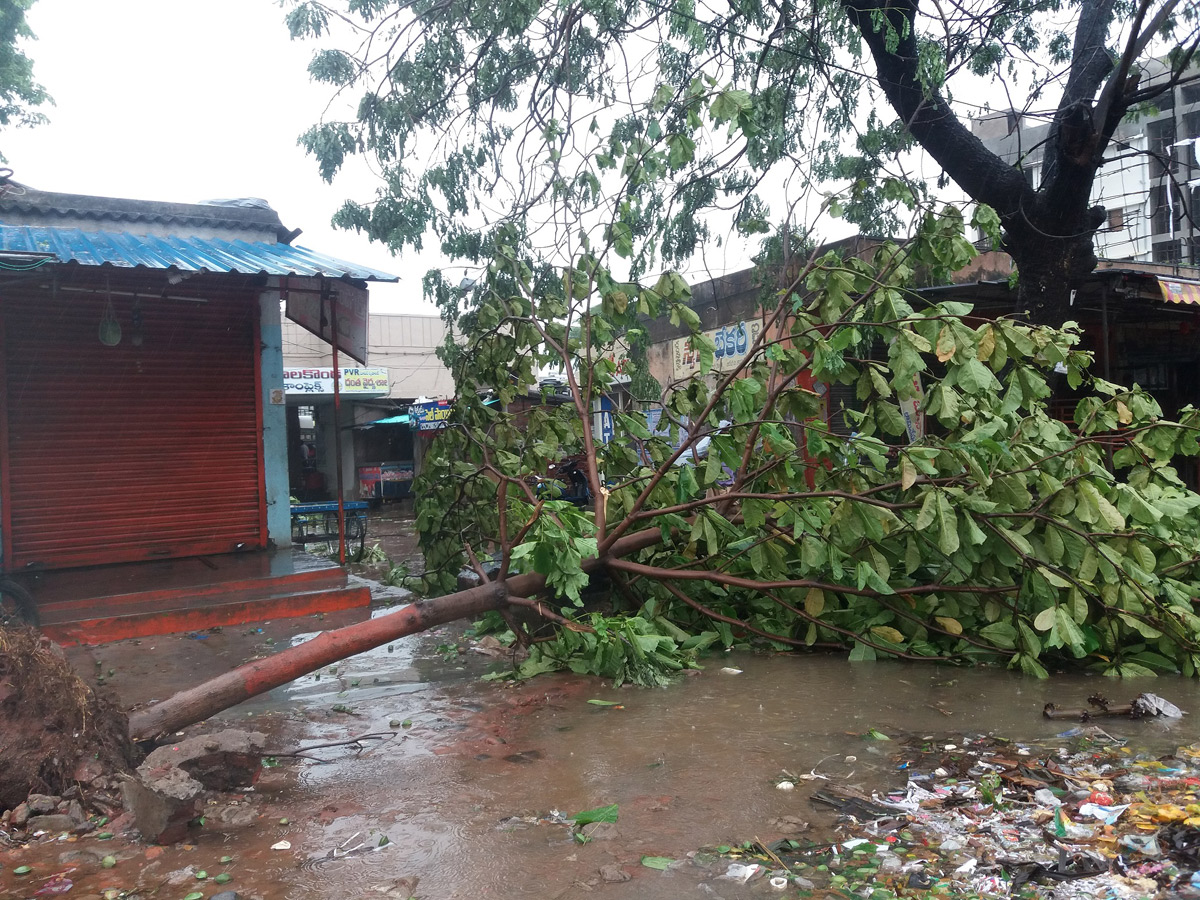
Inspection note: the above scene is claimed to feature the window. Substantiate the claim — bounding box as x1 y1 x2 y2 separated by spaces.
1107 207 1125 231
1149 118 1178 179
1153 239 1183 264
1151 185 1171 235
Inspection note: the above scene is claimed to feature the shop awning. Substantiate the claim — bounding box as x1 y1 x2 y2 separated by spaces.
361 414 411 426
1158 277 1200 305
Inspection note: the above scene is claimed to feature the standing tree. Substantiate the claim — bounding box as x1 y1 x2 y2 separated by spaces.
287 0 1197 320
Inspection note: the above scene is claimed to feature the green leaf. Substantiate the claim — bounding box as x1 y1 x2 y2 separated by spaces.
979 622 1017 649
574 804 619 825
1033 607 1056 632
641 856 675 870
586 699 622 706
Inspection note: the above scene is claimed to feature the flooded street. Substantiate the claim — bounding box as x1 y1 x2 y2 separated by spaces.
5 513 1200 899
9 599 1200 900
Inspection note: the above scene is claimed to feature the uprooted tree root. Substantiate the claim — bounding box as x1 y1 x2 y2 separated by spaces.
0 625 137 810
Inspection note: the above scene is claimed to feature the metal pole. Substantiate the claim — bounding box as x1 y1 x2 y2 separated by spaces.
327 284 347 565
1101 284 1111 381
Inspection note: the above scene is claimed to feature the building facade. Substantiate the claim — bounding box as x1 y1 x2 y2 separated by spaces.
972 64 1200 265
281 312 453 501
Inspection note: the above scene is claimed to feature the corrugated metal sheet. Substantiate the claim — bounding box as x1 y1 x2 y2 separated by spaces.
0 224 398 281
3 285 266 569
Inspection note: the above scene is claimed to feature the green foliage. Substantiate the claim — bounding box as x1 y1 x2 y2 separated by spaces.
410 190 1200 680
483 613 705 687
0 0 49 141
288 0 1200 682
286 0 1195 301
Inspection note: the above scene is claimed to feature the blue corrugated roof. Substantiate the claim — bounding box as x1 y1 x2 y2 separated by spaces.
0 224 398 281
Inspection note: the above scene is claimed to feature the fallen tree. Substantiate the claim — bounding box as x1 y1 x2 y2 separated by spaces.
125 209 1200 747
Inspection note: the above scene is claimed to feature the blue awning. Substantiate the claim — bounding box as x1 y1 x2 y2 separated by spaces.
0 224 397 281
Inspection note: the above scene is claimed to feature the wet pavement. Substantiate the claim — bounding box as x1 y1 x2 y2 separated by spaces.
7 517 1200 898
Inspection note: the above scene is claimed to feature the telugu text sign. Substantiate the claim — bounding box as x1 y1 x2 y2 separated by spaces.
284 366 390 396
410 400 453 432
671 320 763 380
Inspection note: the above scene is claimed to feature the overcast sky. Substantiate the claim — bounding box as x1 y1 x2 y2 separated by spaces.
2 0 433 314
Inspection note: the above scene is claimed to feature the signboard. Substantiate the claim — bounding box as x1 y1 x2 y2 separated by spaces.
410 399 453 432
671 320 762 380
599 338 632 384
899 375 925 443
285 280 370 365
284 366 389 397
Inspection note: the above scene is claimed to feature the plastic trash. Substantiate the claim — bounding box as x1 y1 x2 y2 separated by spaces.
1078 803 1129 824
769 876 789 890
1118 834 1163 858
720 863 761 882
1035 788 1063 807
1132 693 1183 718
1053 808 1098 840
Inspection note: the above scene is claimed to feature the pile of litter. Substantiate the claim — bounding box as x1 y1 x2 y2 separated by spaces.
682 694 1200 898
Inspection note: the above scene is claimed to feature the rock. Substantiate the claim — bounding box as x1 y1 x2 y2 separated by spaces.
599 865 631 883
579 822 619 841
209 803 258 827
26 793 60 814
120 768 204 844
11 801 29 827
27 813 79 833
73 756 106 785
66 799 87 827
59 848 106 865
210 892 240 900
138 730 267 791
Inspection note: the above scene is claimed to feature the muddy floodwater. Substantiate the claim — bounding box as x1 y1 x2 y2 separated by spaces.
7 605 1200 900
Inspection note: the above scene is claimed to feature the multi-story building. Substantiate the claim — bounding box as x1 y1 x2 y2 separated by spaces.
972 63 1200 266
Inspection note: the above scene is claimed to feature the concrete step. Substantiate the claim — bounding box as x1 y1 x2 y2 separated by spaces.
42 583 371 645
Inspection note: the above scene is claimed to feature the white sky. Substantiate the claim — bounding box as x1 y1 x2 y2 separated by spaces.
2 0 435 314
0 0 1012 322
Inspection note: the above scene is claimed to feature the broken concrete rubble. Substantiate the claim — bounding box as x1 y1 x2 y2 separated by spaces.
139 728 267 791
119 728 268 843
120 765 204 844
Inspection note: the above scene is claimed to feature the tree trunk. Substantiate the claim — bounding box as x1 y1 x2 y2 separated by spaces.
1004 208 1105 322
128 528 667 742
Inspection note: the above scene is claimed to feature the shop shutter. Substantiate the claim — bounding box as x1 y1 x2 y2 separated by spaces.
2 284 265 570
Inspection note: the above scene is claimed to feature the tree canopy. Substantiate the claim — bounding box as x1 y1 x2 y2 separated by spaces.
0 0 48 146
289 0 1197 318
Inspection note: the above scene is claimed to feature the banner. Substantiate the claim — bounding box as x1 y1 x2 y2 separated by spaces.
410 399 453 432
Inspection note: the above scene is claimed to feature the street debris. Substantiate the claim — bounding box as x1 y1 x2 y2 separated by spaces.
662 704 1200 899
1044 692 1186 721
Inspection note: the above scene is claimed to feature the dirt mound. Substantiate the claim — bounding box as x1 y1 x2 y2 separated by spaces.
0 625 137 810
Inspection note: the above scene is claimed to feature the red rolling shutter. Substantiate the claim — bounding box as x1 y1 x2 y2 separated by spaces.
2 284 265 570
